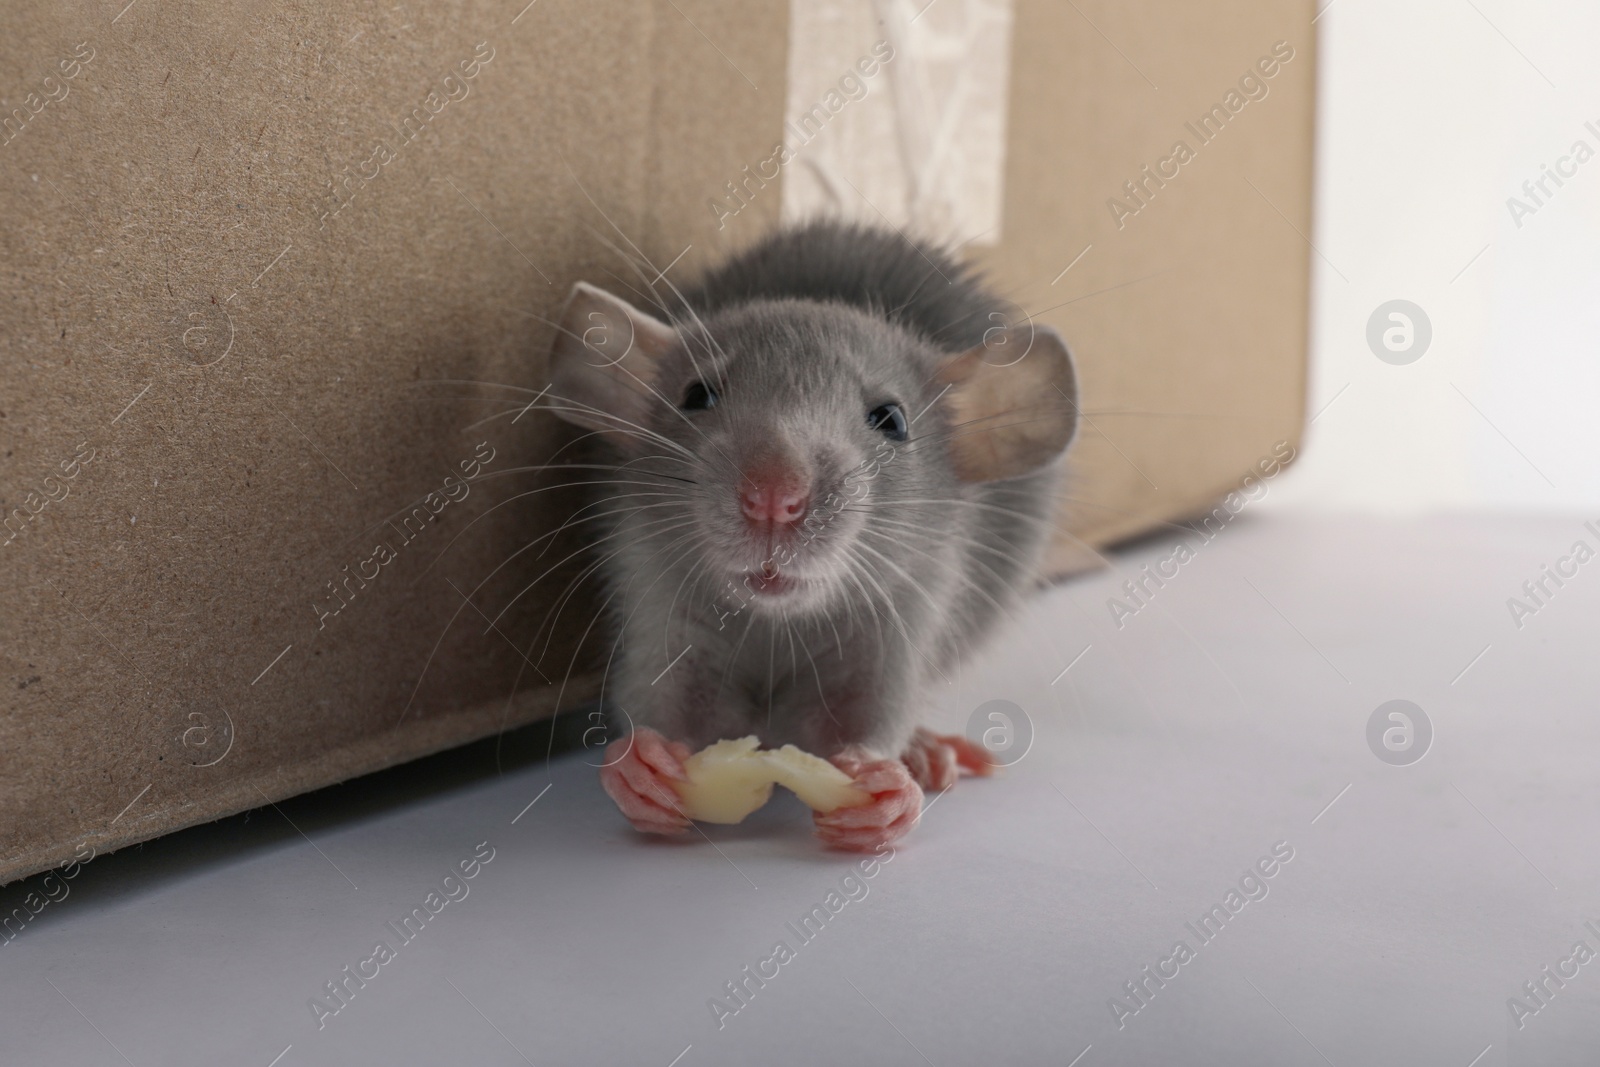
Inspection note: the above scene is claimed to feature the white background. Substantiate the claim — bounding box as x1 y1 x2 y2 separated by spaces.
1265 0 1600 515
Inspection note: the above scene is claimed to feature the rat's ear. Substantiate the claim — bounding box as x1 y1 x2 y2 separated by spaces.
933 323 1079 483
546 281 679 439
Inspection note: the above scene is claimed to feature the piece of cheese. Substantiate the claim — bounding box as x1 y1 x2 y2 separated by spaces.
674 737 870 824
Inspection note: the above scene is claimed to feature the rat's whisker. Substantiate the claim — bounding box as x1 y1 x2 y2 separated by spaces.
411 377 553 397
474 510 696 649
600 264 662 311
899 412 1075 459
396 507 681 730
764 620 778 734
847 535 977 633
469 468 694 492
911 404 1065 435
855 529 1020 623
540 391 697 451
471 462 698 487
468 506 689 622
783 613 800 692
855 495 1047 527
414 485 688 583
576 199 721 392
820 604 846 660
836 547 896 653
490 512 701 636
663 552 718 655
509 392 699 461
839 543 920 655
534 495 694 562
860 513 1038 574
536 526 706 749
860 532 1038 612
796 629 840 727
662 296 735 393
594 533 710 706
521 518 704 673
368 472 683 551
715 599 761 705
602 356 754 484
422 388 698 465
484 305 592 349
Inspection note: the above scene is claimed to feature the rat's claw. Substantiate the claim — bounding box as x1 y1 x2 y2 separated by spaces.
814 753 924 852
900 728 998 791
599 727 695 836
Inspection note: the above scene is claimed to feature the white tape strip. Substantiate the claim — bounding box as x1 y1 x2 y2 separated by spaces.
781 0 1015 247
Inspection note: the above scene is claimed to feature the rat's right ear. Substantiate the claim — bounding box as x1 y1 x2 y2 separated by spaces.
546 281 679 440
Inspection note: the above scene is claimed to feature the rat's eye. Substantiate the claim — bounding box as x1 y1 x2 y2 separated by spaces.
681 381 718 411
867 402 908 442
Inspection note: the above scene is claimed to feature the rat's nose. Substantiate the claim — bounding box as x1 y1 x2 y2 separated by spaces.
740 474 810 526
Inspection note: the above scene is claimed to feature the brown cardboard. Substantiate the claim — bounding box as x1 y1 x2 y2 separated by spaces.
0 0 1313 885
993 2 1314 571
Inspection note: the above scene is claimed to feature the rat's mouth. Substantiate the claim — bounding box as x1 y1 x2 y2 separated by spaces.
744 562 801 596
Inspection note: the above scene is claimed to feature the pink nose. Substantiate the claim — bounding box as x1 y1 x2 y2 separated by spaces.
740 478 809 525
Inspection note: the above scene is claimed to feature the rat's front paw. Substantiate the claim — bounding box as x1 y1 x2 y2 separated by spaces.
599 727 695 836
899 727 999 792
813 750 924 852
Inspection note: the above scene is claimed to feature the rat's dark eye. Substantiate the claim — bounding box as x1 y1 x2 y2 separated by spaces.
867 402 908 442
681 381 718 411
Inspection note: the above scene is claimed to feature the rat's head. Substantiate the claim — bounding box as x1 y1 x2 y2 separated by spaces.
545 282 1078 618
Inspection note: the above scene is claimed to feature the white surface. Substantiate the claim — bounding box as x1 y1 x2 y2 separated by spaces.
4 515 1598 1066
1267 0 1600 514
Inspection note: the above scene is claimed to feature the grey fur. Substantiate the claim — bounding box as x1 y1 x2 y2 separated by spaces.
570 221 1069 758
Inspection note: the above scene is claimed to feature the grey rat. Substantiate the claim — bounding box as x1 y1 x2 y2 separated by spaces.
543 220 1078 850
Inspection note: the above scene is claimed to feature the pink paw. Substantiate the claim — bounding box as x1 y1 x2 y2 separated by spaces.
598 727 694 836
814 749 924 852
899 727 998 792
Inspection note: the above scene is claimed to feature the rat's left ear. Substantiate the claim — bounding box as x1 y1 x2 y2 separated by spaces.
933 323 1079 483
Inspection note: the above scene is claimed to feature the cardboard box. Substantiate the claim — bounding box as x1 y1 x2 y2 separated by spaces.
0 0 1312 884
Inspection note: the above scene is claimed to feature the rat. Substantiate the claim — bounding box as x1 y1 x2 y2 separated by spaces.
541 220 1079 851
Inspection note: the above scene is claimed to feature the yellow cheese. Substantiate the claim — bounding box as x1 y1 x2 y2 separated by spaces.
674 737 871 824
